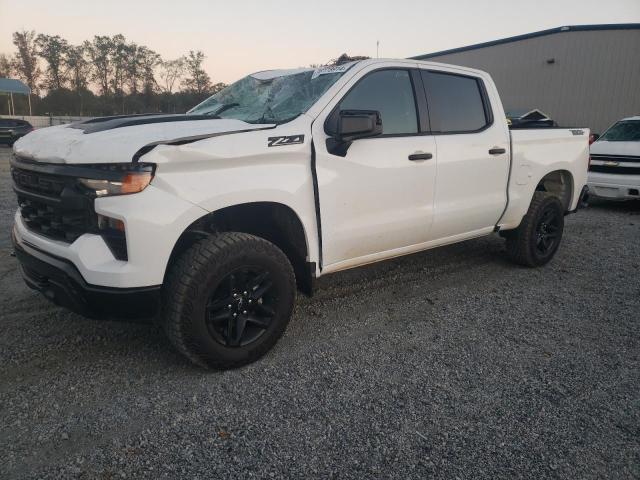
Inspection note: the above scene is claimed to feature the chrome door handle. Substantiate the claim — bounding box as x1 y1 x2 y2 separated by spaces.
408 152 433 161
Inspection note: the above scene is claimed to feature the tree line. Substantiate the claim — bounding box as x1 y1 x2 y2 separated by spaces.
0 30 227 116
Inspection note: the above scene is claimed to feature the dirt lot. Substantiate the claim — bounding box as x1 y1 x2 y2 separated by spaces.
0 145 638 479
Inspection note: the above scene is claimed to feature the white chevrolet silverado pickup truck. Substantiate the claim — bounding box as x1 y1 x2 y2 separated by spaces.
11 59 590 369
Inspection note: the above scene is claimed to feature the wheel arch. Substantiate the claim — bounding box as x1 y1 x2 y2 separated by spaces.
535 169 574 211
165 201 314 295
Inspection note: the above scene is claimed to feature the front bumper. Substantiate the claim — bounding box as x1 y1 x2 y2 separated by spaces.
587 171 640 200
12 228 160 320
11 181 208 288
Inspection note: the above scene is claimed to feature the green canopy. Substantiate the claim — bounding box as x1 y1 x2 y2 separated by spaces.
0 78 31 95
0 78 31 115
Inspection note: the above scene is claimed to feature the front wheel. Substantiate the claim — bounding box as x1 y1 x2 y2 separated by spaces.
505 192 565 267
162 232 296 369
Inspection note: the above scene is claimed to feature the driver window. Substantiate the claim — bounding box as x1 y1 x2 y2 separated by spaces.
339 69 418 135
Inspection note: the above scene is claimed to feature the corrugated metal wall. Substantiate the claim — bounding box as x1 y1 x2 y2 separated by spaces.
420 29 640 133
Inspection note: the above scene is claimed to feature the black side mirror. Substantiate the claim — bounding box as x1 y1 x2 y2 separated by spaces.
338 110 383 141
589 133 600 144
326 109 383 156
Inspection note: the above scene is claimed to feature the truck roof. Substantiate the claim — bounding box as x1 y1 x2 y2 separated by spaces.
345 58 490 78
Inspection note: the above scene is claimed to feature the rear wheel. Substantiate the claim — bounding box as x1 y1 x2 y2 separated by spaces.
505 192 564 267
162 232 295 369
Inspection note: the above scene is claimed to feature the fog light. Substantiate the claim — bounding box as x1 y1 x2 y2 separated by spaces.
98 215 125 231
97 214 127 260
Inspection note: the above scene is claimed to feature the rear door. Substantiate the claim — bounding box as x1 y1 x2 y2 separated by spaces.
419 69 511 240
312 66 437 269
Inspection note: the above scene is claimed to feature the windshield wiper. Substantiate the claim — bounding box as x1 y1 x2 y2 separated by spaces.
204 102 240 118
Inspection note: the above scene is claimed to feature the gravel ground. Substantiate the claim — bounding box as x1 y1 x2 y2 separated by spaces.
0 145 638 479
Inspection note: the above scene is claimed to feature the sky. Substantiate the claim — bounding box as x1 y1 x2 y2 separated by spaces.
1 0 639 84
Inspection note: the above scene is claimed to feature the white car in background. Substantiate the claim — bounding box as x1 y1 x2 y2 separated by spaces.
588 116 640 200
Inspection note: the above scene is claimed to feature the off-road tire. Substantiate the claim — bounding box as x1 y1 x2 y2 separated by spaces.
505 192 565 267
162 232 296 369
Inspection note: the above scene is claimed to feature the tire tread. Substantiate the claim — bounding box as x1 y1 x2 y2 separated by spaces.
505 192 564 267
161 232 295 369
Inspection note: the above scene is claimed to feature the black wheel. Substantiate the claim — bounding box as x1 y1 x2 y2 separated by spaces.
162 232 295 369
505 192 564 267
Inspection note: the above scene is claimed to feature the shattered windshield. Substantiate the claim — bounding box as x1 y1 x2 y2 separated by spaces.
599 120 640 142
188 63 357 124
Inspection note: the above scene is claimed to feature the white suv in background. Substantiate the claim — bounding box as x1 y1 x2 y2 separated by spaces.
588 116 640 200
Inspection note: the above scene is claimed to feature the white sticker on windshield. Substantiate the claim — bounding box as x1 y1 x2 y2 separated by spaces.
311 63 353 79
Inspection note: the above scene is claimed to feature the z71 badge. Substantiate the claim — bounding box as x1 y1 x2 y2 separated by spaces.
268 135 305 147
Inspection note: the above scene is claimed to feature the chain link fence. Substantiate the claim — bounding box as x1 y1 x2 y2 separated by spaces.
0 115 93 129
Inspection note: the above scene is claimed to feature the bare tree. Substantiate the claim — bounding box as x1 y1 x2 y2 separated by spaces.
110 34 128 97
35 34 70 90
125 43 142 95
183 50 212 95
0 53 13 77
66 45 90 92
12 30 42 93
211 82 226 94
137 46 161 95
158 57 186 94
85 36 114 96
65 44 92 115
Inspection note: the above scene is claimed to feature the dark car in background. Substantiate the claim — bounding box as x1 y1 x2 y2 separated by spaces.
0 119 34 146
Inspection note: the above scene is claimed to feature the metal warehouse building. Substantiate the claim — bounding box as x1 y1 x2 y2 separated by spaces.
411 24 640 134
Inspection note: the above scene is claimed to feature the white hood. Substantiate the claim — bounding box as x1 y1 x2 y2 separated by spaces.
590 140 640 157
13 117 273 164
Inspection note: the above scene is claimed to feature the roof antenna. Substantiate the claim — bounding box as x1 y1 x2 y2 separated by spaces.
376 40 380 58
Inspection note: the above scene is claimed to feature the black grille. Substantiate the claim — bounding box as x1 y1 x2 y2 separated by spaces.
11 168 66 196
589 154 640 176
589 165 640 175
590 154 640 163
11 163 97 243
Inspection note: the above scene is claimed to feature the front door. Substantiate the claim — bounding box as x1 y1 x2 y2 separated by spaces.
312 68 437 270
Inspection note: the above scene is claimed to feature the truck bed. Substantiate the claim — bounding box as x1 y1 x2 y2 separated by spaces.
498 128 590 229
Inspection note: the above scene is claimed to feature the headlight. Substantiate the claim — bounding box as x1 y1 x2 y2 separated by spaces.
77 163 155 197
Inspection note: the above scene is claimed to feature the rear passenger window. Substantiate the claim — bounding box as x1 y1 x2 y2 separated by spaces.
339 69 418 135
421 71 489 133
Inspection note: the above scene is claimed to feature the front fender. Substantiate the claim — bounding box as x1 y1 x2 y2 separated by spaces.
141 121 320 268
